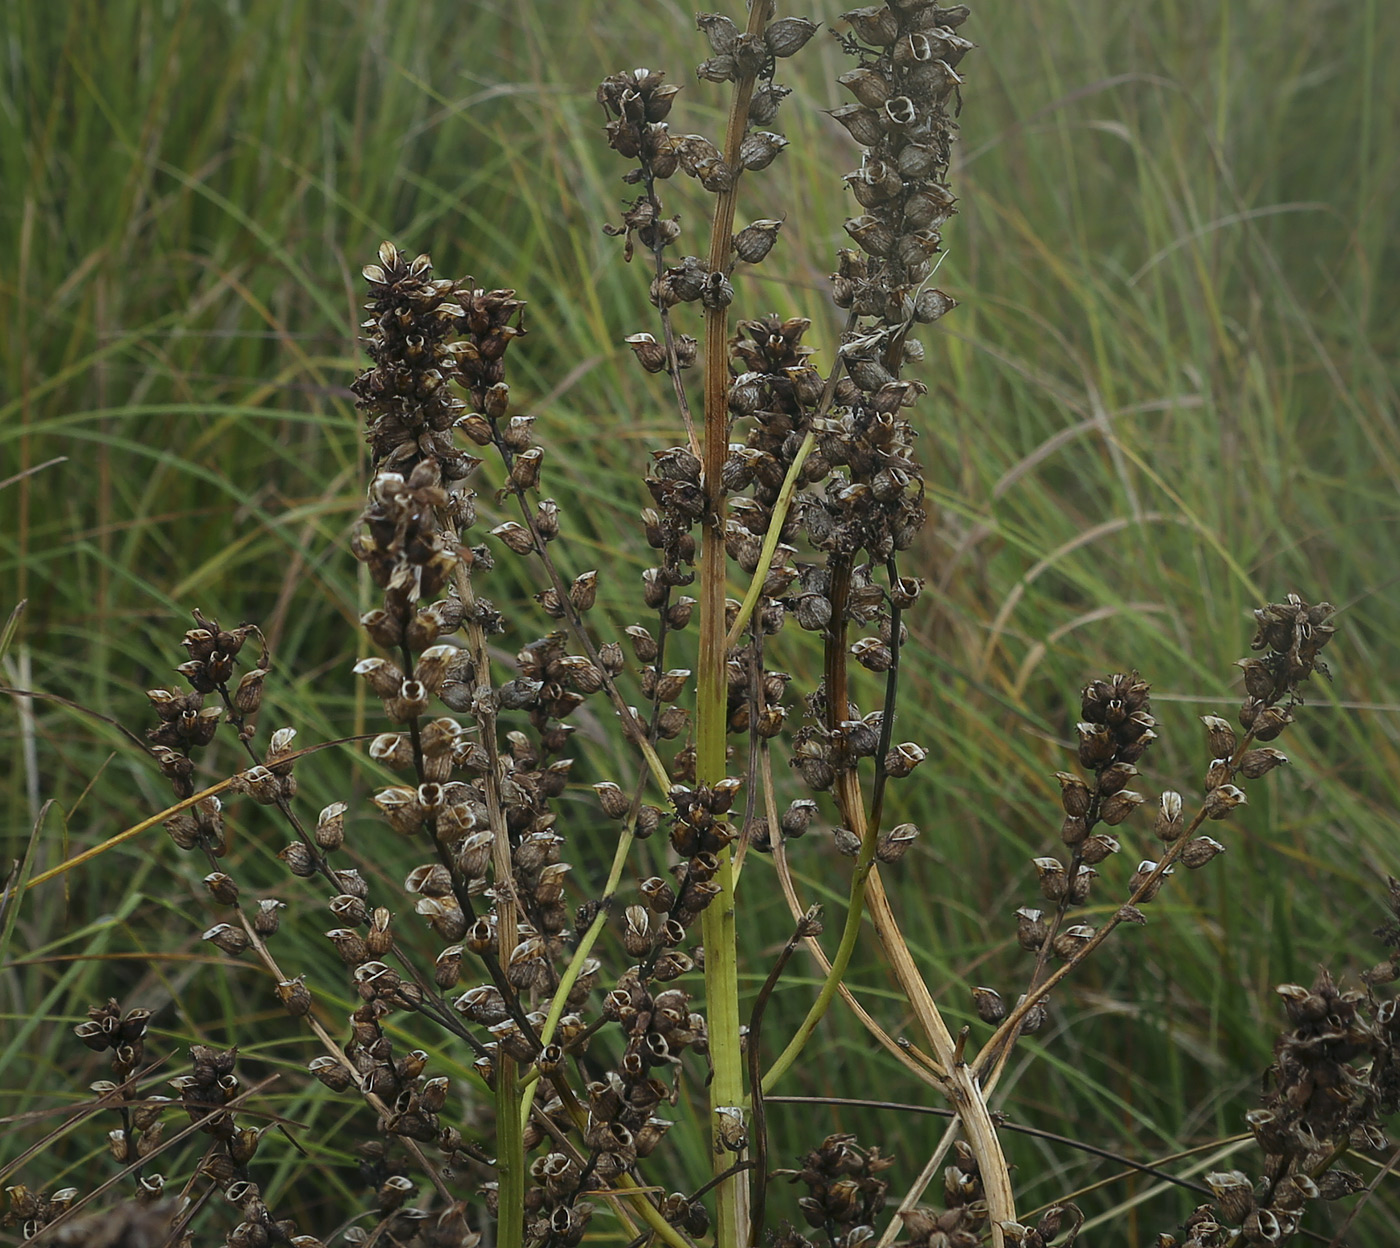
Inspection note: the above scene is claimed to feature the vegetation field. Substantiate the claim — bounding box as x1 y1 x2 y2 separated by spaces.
2 0 1397 1242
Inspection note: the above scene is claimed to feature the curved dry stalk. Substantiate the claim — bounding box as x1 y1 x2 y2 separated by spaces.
766 837 943 1093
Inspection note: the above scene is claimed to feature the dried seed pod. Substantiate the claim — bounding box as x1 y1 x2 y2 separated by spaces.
851 636 893 671
827 103 886 147
883 742 926 777
697 11 739 53
625 332 667 373
204 924 250 956
433 945 463 990
1241 1209 1282 1245
843 4 900 46
1033 857 1067 902
1180 836 1225 869
369 732 414 771
366 908 394 957
276 978 312 1017
633 891 670 930
353 656 404 700
1203 756 1232 792
1079 833 1119 865
1205 1171 1255 1225
837 67 892 109
1153 791 1184 841
490 521 535 556
1055 772 1092 818
1052 924 1095 959
253 899 284 936
1252 705 1293 741
1200 714 1237 758
1097 762 1138 795
912 287 957 323
204 872 239 905
882 96 918 127
1240 747 1288 778
232 666 268 715
569 570 599 613
1015 907 1048 951
832 826 862 857
624 905 652 957
315 802 347 851
734 218 783 264
1060 815 1088 847
877 822 919 863
1098 789 1143 826
1272 1174 1318 1213
971 986 1005 1023
748 82 790 124
653 669 691 702
1127 860 1171 903
652 951 694 981
844 214 895 258
325 928 367 965
766 15 818 56
739 131 788 171
700 271 734 309
1068 864 1097 905
1203 785 1247 820
593 782 630 820
108 1128 130 1162
279 842 318 876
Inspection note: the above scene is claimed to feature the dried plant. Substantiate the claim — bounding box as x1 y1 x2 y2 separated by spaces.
5 4 1395 1248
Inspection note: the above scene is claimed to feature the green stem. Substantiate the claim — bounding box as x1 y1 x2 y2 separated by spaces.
495 1055 525 1248
518 826 636 1130
760 835 878 1093
724 430 814 651
697 3 771 1238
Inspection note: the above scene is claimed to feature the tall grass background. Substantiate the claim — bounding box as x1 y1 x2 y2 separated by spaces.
2 0 1397 1241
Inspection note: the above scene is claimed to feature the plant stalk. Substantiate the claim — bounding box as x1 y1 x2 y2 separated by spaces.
696 4 773 1242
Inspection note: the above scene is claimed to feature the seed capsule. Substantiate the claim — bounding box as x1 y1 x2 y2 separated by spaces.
765 15 818 57
842 4 900 46
278 842 318 877
276 977 312 1017
1203 785 1247 820
1033 857 1067 902
1153 791 1184 841
1098 789 1144 826
204 872 239 905
204 924 250 956
1180 836 1225 869
876 822 919 863
1239 747 1288 778
734 219 783 264
490 521 536 556
971 986 1005 1023
1055 772 1092 817
739 131 787 171
827 104 885 147
1079 833 1119 865
837 67 892 109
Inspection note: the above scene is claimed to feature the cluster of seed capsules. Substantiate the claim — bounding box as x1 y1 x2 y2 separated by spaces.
352 231 809 1239
1157 890 1399 1247
769 1133 894 1248
972 596 1338 1046
145 611 269 858
604 7 976 806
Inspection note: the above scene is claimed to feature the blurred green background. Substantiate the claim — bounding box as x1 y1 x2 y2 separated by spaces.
2 0 1398 1242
